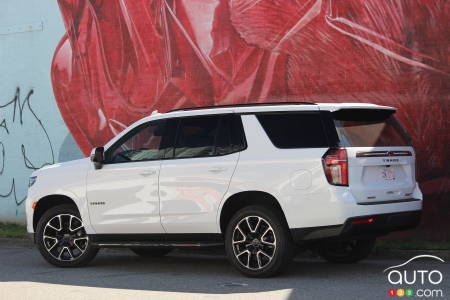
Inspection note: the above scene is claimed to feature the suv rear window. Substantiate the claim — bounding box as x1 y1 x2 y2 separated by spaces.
332 109 411 147
256 112 328 148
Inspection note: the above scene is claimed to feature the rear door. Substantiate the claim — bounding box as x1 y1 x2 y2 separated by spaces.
159 114 246 233
332 109 416 204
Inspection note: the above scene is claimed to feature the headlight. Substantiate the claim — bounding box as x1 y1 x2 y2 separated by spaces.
29 176 37 187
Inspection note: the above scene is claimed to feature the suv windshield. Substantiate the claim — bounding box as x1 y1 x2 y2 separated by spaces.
332 109 411 147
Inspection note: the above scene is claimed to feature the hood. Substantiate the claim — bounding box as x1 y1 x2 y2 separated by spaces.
32 158 89 177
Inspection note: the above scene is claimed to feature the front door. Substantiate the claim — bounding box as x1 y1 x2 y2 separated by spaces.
86 120 166 234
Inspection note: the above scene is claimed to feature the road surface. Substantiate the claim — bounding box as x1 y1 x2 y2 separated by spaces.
0 246 448 299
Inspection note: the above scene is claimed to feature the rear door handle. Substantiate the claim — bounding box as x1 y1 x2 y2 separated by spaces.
140 170 156 177
208 167 227 173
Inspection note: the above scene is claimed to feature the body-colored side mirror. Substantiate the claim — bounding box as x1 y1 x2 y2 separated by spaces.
91 147 105 169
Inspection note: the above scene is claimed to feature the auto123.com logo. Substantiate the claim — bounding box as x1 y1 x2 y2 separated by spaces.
384 255 445 298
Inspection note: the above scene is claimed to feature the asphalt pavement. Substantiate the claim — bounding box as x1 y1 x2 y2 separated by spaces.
0 246 448 300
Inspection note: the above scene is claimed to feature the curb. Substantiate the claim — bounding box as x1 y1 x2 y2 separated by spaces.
1 238 449 259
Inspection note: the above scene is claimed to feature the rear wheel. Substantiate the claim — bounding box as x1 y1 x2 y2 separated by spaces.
315 238 376 263
130 247 173 257
225 205 294 277
36 204 98 267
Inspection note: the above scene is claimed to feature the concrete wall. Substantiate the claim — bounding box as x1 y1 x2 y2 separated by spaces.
0 0 82 222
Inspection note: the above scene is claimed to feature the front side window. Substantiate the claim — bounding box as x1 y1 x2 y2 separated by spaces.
107 120 165 163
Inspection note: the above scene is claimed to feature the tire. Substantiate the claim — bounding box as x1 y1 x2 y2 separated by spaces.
316 238 376 264
35 204 98 267
130 247 173 257
225 205 294 277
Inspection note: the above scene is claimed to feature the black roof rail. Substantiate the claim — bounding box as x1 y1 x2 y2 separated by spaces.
168 101 317 113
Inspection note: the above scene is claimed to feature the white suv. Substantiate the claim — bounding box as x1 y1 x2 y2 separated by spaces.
26 102 422 277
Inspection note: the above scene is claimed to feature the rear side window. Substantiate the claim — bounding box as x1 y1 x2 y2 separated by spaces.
256 112 328 148
175 116 219 158
333 109 411 147
169 114 246 159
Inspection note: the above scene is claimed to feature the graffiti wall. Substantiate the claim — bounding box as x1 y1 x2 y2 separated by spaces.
0 0 83 222
1 0 449 239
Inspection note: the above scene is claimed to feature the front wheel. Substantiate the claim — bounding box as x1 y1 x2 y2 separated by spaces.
315 238 376 264
225 205 294 277
36 204 98 267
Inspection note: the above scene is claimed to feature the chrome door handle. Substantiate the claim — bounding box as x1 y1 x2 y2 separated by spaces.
208 167 227 173
140 170 156 177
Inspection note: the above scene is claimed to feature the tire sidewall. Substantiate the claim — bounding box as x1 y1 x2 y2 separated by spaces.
225 205 293 277
36 204 98 267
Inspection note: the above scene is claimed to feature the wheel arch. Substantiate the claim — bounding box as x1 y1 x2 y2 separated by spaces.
219 191 289 234
33 194 79 231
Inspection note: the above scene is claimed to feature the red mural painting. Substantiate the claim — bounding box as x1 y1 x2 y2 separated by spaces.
52 0 449 238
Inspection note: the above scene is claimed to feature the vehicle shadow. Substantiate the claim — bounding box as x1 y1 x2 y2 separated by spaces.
0 247 394 298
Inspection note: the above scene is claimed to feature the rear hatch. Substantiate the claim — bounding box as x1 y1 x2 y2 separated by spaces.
332 108 416 204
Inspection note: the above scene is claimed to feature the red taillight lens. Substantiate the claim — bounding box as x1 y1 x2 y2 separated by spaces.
322 148 348 186
352 218 374 224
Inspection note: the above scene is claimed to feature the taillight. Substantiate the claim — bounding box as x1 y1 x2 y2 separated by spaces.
352 218 374 224
322 148 348 186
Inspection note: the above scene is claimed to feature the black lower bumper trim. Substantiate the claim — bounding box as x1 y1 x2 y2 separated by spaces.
357 198 420 205
291 210 421 243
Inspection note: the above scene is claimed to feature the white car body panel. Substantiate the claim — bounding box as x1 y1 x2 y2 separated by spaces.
345 146 417 203
86 160 164 234
159 153 239 233
26 158 95 234
218 114 334 229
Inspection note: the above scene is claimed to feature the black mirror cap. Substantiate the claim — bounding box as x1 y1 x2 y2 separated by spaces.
91 147 105 169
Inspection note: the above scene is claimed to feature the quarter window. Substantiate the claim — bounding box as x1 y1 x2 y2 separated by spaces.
256 112 328 148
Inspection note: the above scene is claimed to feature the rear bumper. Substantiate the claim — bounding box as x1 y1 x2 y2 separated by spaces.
291 210 421 243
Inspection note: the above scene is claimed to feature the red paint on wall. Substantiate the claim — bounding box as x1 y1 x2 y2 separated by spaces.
52 0 450 239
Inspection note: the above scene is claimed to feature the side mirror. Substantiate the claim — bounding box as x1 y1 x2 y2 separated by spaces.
90 147 105 170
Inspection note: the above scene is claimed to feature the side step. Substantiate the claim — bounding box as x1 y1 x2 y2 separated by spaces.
89 233 224 248
94 242 224 248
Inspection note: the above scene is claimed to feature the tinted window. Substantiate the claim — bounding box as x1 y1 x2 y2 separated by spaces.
174 116 220 158
216 115 246 155
159 119 179 159
256 113 328 148
107 120 165 163
333 109 411 147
